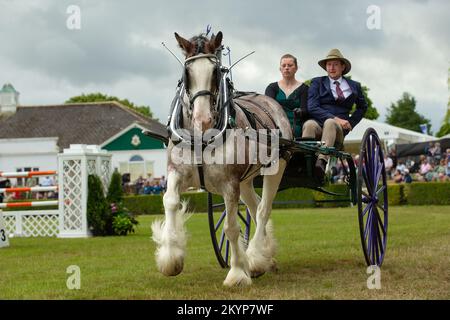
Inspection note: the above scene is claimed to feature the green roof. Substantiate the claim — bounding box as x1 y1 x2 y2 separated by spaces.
0 83 19 94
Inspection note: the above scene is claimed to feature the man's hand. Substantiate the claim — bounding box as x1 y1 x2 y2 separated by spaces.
334 117 352 131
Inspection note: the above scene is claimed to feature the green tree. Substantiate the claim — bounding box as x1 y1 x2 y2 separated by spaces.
66 93 154 118
107 169 124 204
436 69 450 137
87 174 112 236
385 92 432 135
436 109 450 137
360 84 379 120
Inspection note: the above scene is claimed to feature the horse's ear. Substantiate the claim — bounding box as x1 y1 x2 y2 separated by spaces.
209 31 223 52
175 32 193 56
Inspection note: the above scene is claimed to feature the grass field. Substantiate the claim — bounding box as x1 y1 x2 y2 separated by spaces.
1 205 449 299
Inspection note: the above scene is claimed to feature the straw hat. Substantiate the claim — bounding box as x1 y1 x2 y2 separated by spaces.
318 48 352 75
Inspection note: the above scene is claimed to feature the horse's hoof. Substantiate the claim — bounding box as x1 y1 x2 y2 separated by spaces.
269 259 278 272
161 264 183 277
223 269 252 286
157 257 184 276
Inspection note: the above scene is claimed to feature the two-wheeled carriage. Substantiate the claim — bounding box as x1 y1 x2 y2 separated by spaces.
207 127 388 268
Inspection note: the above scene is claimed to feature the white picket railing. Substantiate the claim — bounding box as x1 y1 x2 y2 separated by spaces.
2 210 60 237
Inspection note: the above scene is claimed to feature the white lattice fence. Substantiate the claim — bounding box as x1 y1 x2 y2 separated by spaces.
61 159 83 231
100 159 111 194
0 144 112 240
3 210 59 237
3 214 16 235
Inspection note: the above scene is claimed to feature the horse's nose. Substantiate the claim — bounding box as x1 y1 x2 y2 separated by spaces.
194 116 212 131
202 117 213 130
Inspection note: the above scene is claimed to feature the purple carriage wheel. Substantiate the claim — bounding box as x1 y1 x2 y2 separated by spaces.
207 193 252 268
357 128 389 266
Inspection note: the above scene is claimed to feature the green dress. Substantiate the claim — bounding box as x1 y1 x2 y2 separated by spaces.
265 82 309 138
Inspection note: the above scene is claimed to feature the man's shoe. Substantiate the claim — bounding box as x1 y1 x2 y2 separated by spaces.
314 159 327 184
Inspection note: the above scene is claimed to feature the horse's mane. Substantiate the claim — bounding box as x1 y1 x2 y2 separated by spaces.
188 34 211 55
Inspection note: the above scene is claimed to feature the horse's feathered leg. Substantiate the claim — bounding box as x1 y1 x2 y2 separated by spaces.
247 159 287 277
223 183 252 286
239 178 260 224
151 169 188 276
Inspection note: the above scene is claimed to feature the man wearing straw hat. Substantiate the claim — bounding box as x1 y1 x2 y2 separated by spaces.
302 48 368 182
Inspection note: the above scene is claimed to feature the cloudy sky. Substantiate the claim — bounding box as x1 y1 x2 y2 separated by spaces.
0 0 448 133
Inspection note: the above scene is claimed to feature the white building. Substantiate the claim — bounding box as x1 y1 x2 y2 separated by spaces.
0 83 168 186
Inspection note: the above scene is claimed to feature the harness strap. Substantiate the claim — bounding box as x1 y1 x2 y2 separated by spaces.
189 90 215 105
233 101 257 129
197 165 206 191
237 96 279 130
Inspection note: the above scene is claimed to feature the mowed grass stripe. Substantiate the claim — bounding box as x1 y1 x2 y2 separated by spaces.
0 205 449 299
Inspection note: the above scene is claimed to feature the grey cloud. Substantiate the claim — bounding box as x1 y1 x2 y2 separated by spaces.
0 0 448 131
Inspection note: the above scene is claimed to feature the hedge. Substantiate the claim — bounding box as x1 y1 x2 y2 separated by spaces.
387 184 406 206
405 182 450 205
3 182 448 215
122 182 450 215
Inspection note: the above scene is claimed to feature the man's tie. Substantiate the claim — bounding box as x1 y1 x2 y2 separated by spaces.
334 81 345 102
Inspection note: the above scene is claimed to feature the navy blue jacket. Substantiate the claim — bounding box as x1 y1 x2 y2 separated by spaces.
307 76 368 131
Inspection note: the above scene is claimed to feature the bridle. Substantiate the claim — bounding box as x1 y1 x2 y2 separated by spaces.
168 53 232 148
183 53 221 117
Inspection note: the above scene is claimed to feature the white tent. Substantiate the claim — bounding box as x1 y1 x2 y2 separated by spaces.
343 118 436 154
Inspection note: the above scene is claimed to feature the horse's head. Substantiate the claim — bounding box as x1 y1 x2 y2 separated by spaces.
175 31 223 132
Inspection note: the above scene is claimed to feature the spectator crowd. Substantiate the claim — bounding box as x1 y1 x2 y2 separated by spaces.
329 142 450 184
122 173 167 195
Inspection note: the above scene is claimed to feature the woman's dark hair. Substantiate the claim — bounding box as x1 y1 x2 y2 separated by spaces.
280 54 298 67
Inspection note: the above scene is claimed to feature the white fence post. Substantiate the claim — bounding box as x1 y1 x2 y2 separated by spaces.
0 210 10 248
57 144 112 238
15 213 22 237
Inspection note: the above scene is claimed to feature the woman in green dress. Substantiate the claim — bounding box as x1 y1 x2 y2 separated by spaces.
265 54 309 138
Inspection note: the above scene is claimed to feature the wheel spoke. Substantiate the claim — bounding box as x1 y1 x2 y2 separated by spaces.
244 209 251 242
363 151 372 190
369 209 376 264
369 136 377 177
362 166 373 195
219 228 226 251
375 207 386 237
361 202 372 218
376 223 384 256
364 206 373 240
376 185 386 197
372 212 380 264
215 210 227 232
376 202 387 216
374 159 383 189
374 207 384 261
237 211 250 228
363 146 371 179
367 224 373 263
225 240 230 265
